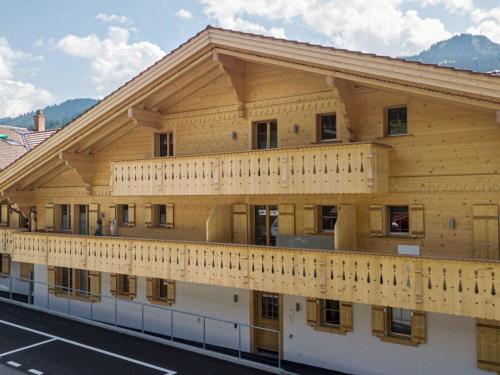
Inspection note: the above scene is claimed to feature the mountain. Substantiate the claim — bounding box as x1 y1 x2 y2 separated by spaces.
405 34 500 73
0 98 99 130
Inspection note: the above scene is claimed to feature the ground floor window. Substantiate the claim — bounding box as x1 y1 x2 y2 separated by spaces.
146 278 175 305
390 307 412 337
307 298 352 334
321 299 341 326
0 254 10 275
111 274 137 299
372 305 426 345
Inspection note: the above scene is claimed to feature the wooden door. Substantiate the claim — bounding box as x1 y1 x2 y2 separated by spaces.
78 205 89 235
253 291 281 353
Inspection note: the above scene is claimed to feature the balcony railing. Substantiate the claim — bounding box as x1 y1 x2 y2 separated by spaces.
3 230 499 321
109 143 390 196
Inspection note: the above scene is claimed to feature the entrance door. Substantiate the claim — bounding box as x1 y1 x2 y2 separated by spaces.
78 205 89 235
254 205 278 246
253 291 281 353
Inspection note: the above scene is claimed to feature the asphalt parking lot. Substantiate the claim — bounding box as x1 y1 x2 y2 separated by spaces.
0 301 268 375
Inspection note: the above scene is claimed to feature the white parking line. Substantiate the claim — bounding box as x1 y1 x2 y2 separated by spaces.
0 319 176 375
28 370 43 375
0 339 56 357
6 361 21 367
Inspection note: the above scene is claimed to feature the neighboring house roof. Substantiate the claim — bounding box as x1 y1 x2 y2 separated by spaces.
0 26 498 191
0 125 56 170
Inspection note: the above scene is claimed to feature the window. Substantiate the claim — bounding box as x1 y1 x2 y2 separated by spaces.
307 298 352 334
390 308 412 337
118 204 129 226
261 293 279 320
60 204 71 231
317 114 337 141
157 205 167 226
321 299 341 326
254 205 278 246
386 106 407 136
146 278 175 305
388 206 409 234
61 267 73 292
154 133 174 157
118 274 130 295
372 306 427 345
0 204 9 227
321 206 337 232
253 120 277 149
57 267 90 296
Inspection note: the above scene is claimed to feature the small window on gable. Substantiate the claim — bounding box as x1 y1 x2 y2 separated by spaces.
317 114 337 141
388 206 409 235
154 133 173 157
387 106 407 136
118 204 129 226
321 205 337 232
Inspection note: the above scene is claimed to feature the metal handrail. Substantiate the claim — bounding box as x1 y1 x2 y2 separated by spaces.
0 274 282 369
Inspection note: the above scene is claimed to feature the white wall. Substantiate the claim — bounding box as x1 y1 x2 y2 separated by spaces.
0 261 30 296
283 295 488 375
33 266 250 352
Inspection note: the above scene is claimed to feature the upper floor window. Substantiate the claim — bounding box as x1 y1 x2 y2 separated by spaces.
317 114 337 141
386 106 407 136
154 132 173 157
60 204 71 231
118 204 129 226
0 204 9 227
388 206 409 235
321 205 337 232
253 120 277 149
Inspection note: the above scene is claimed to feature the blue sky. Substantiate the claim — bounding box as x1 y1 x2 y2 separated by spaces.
0 0 499 117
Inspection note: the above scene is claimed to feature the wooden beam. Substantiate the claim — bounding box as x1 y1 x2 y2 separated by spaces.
214 52 246 117
128 107 163 130
329 77 355 142
16 160 65 191
89 121 138 154
74 115 131 153
17 162 67 191
27 163 69 190
59 151 95 189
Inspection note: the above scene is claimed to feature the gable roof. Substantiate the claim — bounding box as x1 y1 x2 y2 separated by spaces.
0 26 499 191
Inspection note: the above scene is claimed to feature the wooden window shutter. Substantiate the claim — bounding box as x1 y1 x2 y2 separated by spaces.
89 203 99 235
340 302 353 332
473 204 499 260
476 319 500 373
89 271 101 302
278 204 295 235
232 204 248 244
369 205 385 237
45 203 55 232
144 204 153 228
409 204 425 238
303 205 318 234
47 266 56 294
20 263 32 280
411 311 427 344
128 276 137 298
128 204 136 227
1 254 10 275
109 273 117 295
146 278 154 301
166 203 174 228
167 280 176 305
371 305 387 336
0 204 9 226
306 298 319 327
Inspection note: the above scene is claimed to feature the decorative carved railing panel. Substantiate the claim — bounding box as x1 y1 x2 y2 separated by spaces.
6 230 499 320
110 143 390 196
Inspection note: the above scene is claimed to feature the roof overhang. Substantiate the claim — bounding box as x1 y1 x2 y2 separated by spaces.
1 26 499 192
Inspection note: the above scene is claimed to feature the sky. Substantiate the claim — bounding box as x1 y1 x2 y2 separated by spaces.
0 0 499 118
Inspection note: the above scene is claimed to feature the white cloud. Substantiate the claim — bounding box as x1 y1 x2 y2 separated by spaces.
199 0 451 56
176 9 193 20
0 37 54 117
95 13 131 24
419 0 474 13
57 26 165 96
467 7 500 43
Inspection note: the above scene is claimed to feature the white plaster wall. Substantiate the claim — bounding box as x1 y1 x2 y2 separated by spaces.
283 295 488 375
33 266 250 352
0 261 30 295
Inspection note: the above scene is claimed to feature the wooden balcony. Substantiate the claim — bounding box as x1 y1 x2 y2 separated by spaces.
109 143 390 196
3 230 499 321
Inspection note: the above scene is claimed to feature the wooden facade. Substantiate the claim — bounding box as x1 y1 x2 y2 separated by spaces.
0 27 499 371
